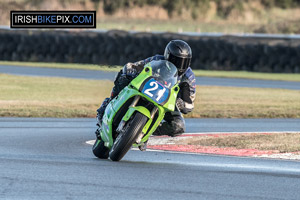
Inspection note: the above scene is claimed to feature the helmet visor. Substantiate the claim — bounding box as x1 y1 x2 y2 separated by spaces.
168 53 191 74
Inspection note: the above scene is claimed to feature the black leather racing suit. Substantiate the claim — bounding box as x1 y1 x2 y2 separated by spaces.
97 55 196 137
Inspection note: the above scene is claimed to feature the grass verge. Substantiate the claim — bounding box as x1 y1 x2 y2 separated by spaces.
0 74 113 118
1 61 300 82
180 133 300 153
0 73 299 118
187 85 300 118
97 18 256 33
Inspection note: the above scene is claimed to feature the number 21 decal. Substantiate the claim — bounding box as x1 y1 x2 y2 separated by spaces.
144 81 166 102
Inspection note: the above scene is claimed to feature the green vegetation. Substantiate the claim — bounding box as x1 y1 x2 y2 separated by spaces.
0 74 113 118
1 73 299 118
1 61 299 82
97 18 300 35
180 133 300 153
2 0 300 34
96 0 300 34
186 85 300 118
98 0 300 18
97 18 255 33
98 0 300 34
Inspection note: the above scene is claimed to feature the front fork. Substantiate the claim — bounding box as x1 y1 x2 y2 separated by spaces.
135 106 158 144
116 95 159 144
116 95 140 133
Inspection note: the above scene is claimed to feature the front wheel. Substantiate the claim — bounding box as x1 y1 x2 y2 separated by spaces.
109 112 148 161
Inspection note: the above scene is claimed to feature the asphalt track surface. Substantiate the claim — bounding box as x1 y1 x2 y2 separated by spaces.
1 118 300 133
1 118 300 200
1 65 300 199
1 65 300 90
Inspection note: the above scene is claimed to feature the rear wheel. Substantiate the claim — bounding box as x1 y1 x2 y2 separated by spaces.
109 112 148 161
92 137 109 159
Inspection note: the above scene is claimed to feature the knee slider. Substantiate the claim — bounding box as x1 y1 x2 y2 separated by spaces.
170 119 185 136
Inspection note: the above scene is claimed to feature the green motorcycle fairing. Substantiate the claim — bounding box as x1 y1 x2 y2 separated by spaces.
99 60 180 149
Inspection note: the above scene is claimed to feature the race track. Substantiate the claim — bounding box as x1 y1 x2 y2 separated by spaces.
1 64 299 90
1 118 300 200
1 65 300 199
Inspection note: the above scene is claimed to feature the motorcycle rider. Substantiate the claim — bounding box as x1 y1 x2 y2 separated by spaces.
96 39 196 138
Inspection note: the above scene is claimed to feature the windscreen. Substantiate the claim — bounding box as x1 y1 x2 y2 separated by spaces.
149 60 178 88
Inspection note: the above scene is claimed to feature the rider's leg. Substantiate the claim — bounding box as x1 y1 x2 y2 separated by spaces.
96 97 111 127
152 106 185 137
96 71 132 127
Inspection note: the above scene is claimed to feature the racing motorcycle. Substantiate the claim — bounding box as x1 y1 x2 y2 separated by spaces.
92 60 179 161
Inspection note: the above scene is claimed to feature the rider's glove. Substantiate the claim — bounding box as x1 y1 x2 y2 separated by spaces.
176 98 189 114
127 67 137 77
176 98 185 112
123 63 137 78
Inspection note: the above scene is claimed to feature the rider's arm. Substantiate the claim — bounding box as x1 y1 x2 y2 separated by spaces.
177 68 196 114
122 55 165 77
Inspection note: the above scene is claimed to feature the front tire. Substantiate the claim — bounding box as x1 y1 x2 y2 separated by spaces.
109 112 148 161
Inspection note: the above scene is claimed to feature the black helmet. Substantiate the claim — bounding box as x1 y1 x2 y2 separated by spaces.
164 40 192 76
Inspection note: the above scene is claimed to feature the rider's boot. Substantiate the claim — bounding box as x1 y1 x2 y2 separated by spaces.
153 108 185 137
138 140 148 151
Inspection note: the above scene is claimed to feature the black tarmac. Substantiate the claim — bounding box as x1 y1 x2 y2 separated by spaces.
1 118 300 200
